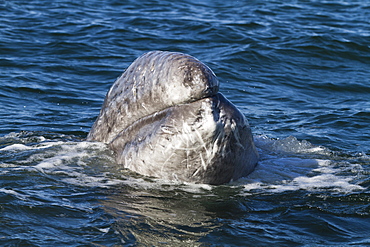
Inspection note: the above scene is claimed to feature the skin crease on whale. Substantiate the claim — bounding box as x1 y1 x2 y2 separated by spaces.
87 51 259 185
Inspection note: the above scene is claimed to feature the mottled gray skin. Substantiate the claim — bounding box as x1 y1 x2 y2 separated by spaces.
88 51 259 185
88 51 219 144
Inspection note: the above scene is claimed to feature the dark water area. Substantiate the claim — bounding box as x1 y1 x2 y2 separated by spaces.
1 0 369 246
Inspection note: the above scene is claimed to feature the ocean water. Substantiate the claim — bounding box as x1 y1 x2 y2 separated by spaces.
1 0 369 246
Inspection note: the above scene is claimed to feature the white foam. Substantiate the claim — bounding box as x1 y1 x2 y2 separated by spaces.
26 141 124 188
0 141 67 152
2 132 365 194
0 144 32 151
26 135 362 193
237 135 365 194
61 173 125 188
1 132 46 142
274 173 364 192
1 136 121 189
33 149 88 171
254 135 328 154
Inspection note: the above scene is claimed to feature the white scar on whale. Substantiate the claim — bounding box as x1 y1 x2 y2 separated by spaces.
87 51 259 185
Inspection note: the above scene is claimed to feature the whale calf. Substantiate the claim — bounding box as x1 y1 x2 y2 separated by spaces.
87 51 259 185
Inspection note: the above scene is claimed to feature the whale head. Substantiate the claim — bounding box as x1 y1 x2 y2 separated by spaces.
88 51 258 185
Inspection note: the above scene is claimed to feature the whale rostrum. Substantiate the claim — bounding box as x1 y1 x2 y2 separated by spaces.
88 51 259 185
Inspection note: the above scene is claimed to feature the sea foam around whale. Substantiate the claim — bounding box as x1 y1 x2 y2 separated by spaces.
0 132 365 194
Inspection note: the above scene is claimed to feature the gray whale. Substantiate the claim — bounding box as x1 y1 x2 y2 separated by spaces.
87 51 258 185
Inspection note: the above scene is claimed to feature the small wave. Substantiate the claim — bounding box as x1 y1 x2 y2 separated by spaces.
0 188 29 200
0 143 33 151
0 141 65 151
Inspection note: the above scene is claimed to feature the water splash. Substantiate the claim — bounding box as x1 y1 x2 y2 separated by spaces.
1 132 366 194
235 135 365 194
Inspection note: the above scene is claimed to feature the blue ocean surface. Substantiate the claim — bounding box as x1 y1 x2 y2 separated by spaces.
1 0 369 246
